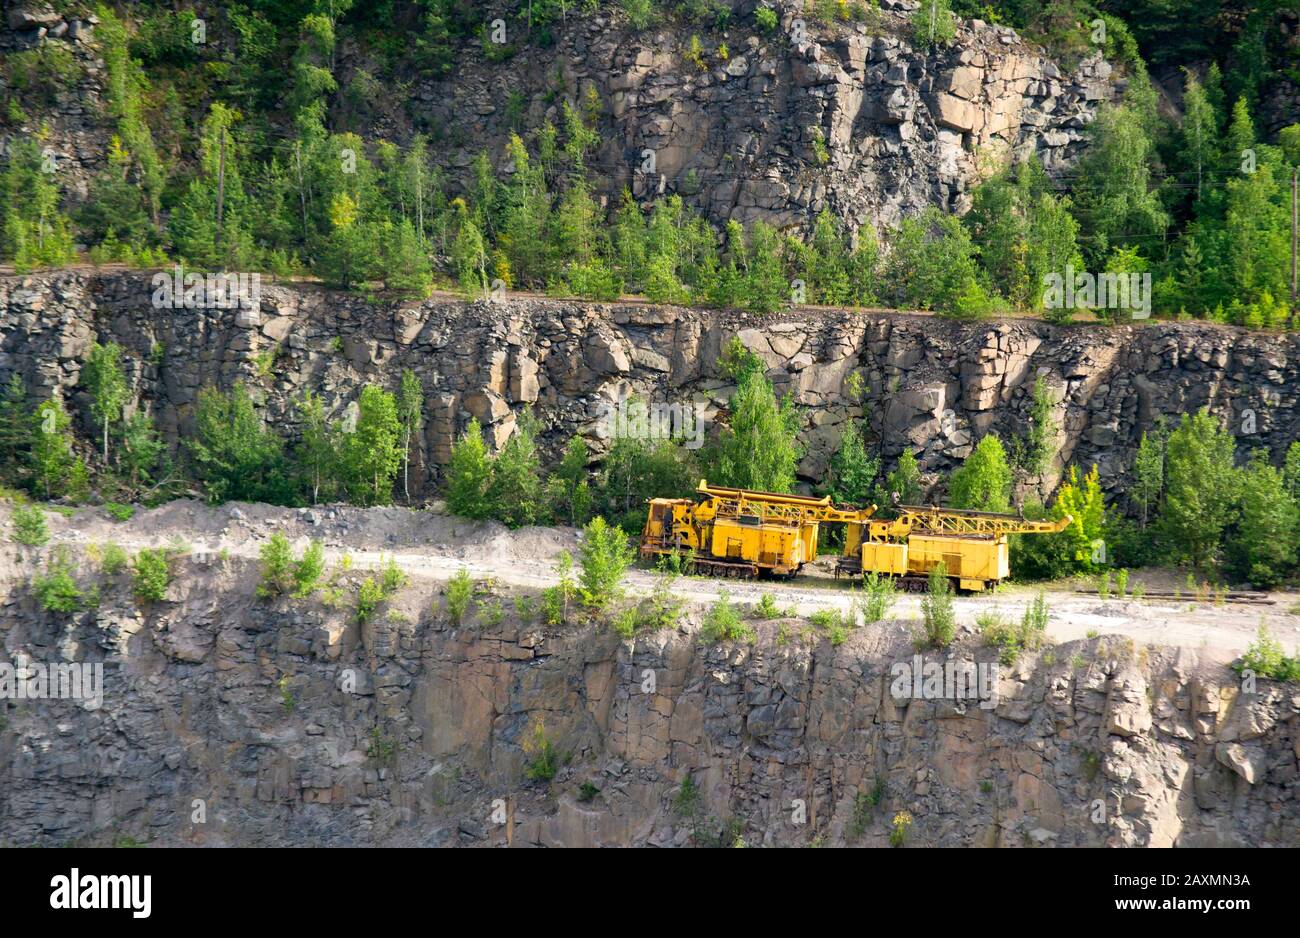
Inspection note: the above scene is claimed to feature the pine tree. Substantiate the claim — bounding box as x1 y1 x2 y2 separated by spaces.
948 435 1012 512
446 417 493 518
0 373 32 477
1226 450 1297 588
713 363 801 493
340 385 402 506
30 397 76 499
294 391 337 505
188 384 291 505
1158 409 1238 570
486 412 543 527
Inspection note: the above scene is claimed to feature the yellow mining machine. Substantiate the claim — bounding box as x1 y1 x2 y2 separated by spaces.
640 480 877 578
839 506 1074 591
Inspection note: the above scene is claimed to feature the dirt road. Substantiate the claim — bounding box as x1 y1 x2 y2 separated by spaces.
21 499 1300 660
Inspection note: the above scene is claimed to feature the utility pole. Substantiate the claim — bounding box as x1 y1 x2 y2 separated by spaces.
216 129 226 260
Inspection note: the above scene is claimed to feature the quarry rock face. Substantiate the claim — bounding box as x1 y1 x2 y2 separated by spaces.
414 5 1112 233
3 3 1110 236
0 542 1295 848
2 270 1298 504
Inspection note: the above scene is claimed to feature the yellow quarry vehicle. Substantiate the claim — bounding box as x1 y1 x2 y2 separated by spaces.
839 506 1073 591
640 480 877 578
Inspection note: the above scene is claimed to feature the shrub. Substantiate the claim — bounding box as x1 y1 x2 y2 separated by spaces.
132 548 172 602
756 593 781 619
700 591 754 643
979 593 1049 665
355 576 386 624
1020 592 1049 644
104 502 135 522
11 504 48 546
257 532 294 597
1237 626 1300 682
33 551 81 613
754 6 778 33
917 563 956 648
292 540 325 598
100 542 129 575
577 517 635 612
542 551 577 625
859 571 898 623
522 717 558 782
445 567 474 625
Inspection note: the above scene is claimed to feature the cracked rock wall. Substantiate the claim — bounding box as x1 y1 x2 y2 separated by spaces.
2 270 1298 504
0 539 1295 847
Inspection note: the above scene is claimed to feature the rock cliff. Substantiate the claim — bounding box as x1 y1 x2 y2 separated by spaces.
2 270 1298 503
0 511 1295 848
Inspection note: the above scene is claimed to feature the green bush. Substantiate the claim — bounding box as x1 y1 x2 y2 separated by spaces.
33 551 81 613
257 532 294 597
355 576 385 624
100 542 129 575
918 563 956 648
577 516 635 612
292 540 325 598
445 567 474 624
11 504 49 546
522 718 558 782
700 591 754 643
1237 626 1300 682
859 571 898 623
104 502 135 522
132 549 172 602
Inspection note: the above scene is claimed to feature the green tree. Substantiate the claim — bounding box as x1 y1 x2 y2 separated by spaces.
883 450 923 508
487 412 543 528
188 384 292 505
30 398 76 499
1053 465 1107 572
1070 104 1168 265
911 0 956 47
82 342 129 468
548 435 594 526
577 516 635 612
1226 451 1297 588
1158 409 1238 570
0 135 77 270
1284 441 1300 501
0 374 32 477
948 435 1012 512
446 417 493 518
824 426 879 508
713 362 801 493
118 411 165 496
398 369 424 503
339 385 402 506
294 390 337 505
1131 425 1167 527
169 104 257 268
